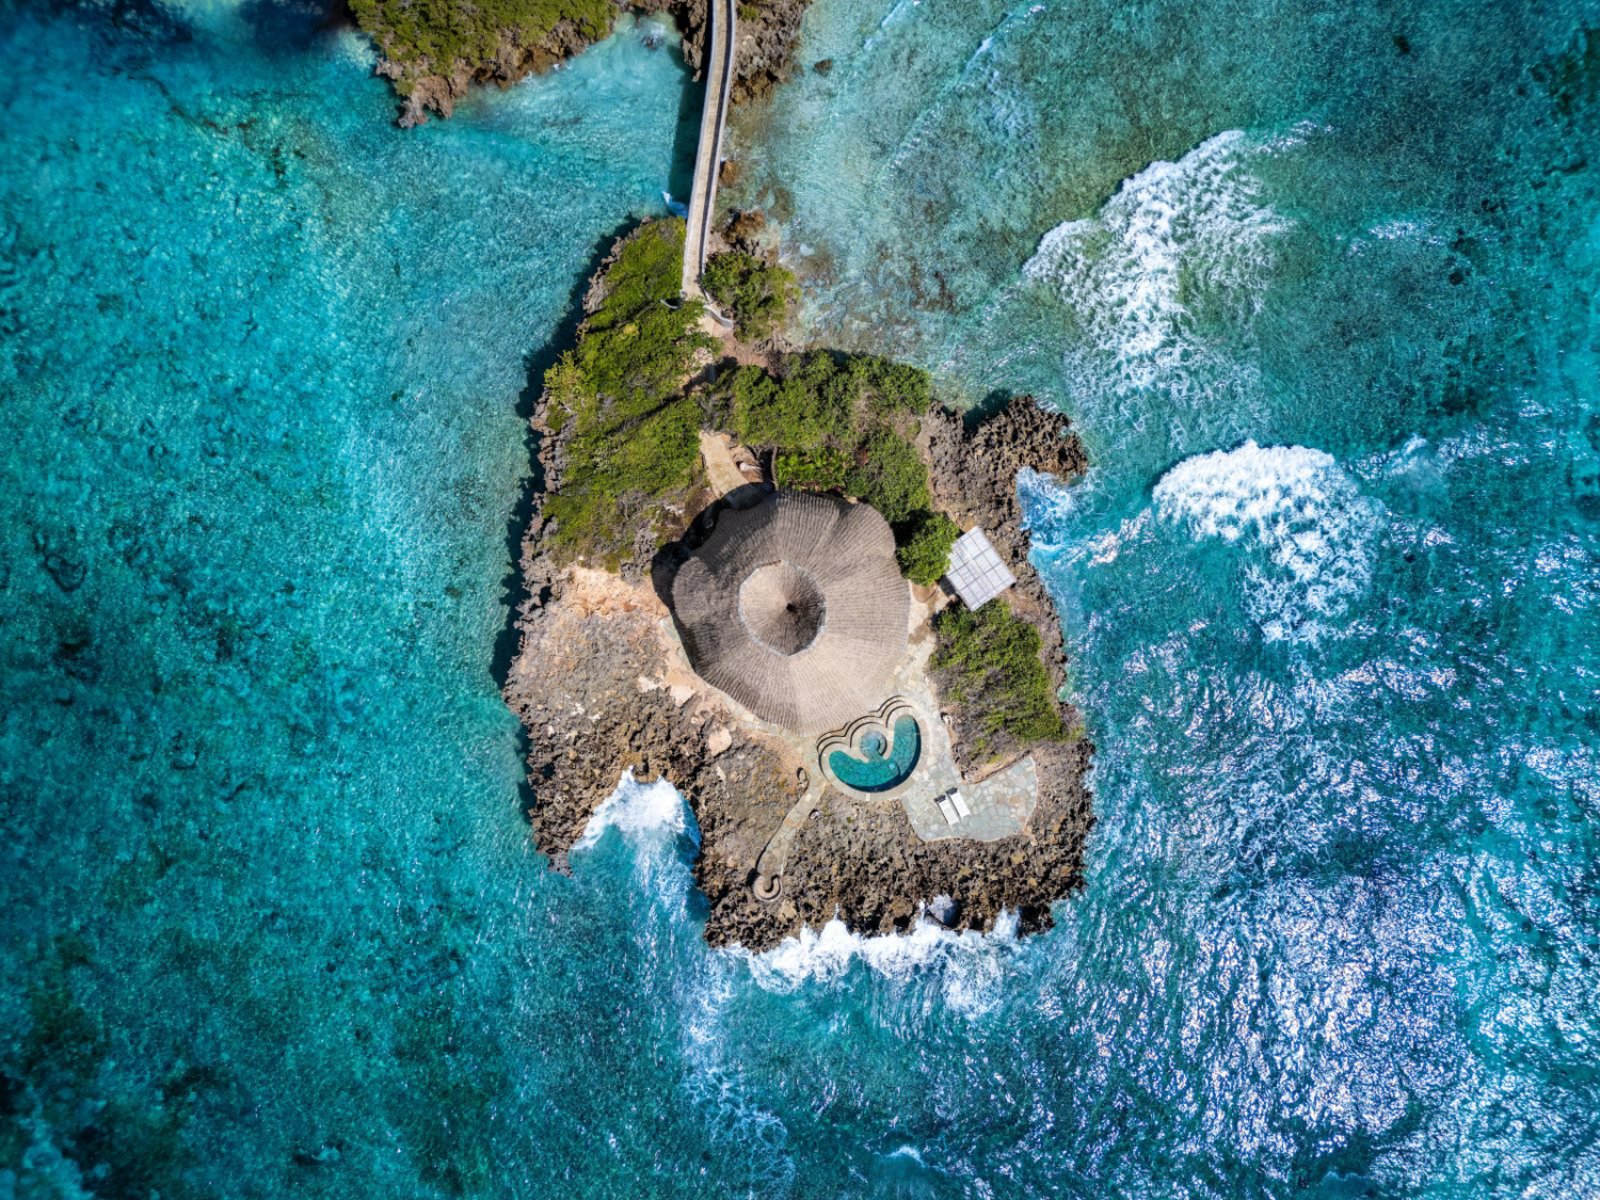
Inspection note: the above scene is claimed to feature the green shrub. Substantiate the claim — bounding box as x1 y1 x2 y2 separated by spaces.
350 0 615 71
930 601 1065 759
726 353 856 449
774 447 853 492
542 219 713 568
848 354 934 416
720 351 936 452
585 219 686 333
714 349 943 574
844 428 933 526
896 511 960 585
702 251 798 342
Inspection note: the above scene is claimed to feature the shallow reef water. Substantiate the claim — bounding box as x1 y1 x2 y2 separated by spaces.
3 0 1599 1197
730 0 1600 1193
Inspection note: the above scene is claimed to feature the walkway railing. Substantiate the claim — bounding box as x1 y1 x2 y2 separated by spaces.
681 0 737 300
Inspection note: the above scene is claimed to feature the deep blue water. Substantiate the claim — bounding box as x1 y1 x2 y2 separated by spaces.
3 0 1599 1197
733 1 1600 1193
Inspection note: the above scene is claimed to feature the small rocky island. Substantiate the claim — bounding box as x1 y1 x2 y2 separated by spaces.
503 218 1095 949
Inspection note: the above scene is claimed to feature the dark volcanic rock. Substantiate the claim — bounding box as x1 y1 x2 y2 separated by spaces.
699 738 1095 948
721 207 767 253
727 0 812 104
502 566 800 872
926 398 1090 771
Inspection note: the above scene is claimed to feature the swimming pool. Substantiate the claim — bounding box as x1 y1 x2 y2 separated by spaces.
827 714 921 793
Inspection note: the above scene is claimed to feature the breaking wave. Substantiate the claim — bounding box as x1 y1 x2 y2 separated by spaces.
574 772 1023 1018
574 769 693 852
1153 441 1383 642
1023 129 1290 402
738 911 1022 1016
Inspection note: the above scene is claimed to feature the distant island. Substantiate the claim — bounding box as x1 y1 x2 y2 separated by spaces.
350 0 813 127
502 214 1096 948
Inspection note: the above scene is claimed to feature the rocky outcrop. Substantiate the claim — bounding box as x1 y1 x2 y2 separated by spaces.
720 207 767 253
725 0 811 104
502 567 801 871
366 0 812 128
503 563 1095 951
926 397 1088 578
925 398 1090 771
378 18 597 128
698 738 1095 947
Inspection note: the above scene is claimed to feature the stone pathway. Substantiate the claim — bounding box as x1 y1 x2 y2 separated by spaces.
751 780 818 898
698 431 749 498
681 0 736 299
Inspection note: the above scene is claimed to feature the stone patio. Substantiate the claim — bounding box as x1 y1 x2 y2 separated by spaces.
656 582 1040 895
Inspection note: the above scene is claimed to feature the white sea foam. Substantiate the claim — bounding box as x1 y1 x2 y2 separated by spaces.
1256 119 1330 154
1016 465 1079 533
1367 217 1441 243
1153 442 1383 642
573 769 693 852
738 912 1020 1016
1023 130 1290 401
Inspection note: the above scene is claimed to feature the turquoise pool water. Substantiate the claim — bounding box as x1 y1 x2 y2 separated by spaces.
827 715 922 793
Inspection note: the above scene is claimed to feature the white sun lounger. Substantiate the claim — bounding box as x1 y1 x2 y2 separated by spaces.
935 794 960 826
949 789 973 820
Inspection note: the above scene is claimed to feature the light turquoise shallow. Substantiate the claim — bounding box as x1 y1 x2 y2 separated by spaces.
3 0 1599 1197
827 714 920 792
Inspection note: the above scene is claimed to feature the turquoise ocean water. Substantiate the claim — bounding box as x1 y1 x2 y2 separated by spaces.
3 0 1598 1196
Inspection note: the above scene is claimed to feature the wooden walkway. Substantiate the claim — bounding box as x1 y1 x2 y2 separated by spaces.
681 0 736 300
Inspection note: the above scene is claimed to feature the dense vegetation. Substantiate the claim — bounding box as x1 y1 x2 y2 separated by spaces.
930 601 1066 760
895 511 960 586
844 429 932 526
537 221 956 582
773 446 852 491
710 351 946 561
541 219 713 569
349 0 615 84
701 251 798 341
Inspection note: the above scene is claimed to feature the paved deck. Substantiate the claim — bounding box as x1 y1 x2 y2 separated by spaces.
682 0 736 299
698 431 749 498
876 636 1040 844
656 585 1040 896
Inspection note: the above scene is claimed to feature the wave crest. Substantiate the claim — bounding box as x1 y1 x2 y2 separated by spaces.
574 770 694 852
1153 441 1383 642
738 911 1021 1016
1023 129 1289 401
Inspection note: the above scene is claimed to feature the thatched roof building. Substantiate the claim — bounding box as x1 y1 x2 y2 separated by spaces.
672 491 910 734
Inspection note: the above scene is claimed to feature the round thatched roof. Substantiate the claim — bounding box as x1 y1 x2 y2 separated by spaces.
671 491 910 734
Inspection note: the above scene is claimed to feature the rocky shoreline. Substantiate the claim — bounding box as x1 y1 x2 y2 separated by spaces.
503 245 1096 946
360 0 812 128
925 402 1089 772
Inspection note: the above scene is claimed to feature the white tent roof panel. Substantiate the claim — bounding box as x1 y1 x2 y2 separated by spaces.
945 528 1016 609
